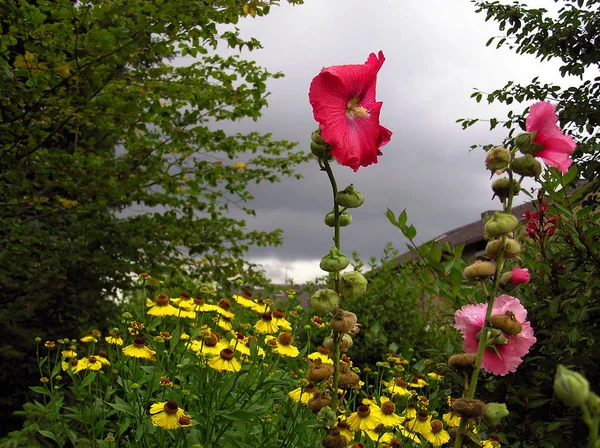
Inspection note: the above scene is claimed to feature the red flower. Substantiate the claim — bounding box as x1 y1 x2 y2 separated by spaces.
309 51 392 171
525 101 576 173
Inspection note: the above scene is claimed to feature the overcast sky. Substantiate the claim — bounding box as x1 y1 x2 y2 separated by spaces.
210 0 569 284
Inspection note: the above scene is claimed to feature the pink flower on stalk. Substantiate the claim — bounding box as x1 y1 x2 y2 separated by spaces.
454 295 536 376
309 51 392 171
509 266 530 285
525 101 576 173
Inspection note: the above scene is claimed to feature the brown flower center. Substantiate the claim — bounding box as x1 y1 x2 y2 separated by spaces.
273 309 285 318
381 401 396 415
160 332 171 338
267 339 277 347
277 332 292 346
133 337 146 347
204 335 218 347
180 293 189 299
218 299 231 310
155 295 169 306
357 405 371 418
304 383 316 393
317 345 330 355
262 312 272 321
164 400 179 414
431 419 443 434
178 415 191 425
395 378 408 388
417 410 429 421
220 348 235 360
98 351 108 358
89 356 97 364
194 296 205 305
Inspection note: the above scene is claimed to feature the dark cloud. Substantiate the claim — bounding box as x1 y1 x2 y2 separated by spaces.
206 0 561 282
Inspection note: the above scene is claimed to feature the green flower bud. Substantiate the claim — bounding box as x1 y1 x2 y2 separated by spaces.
339 271 368 300
324 210 352 227
498 271 518 292
486 238 521 260
587 392 600 416
312 129 326 145
511 155 542 177
485 146 511 174
310 289 340 315
319 247 350 272
310 141 332 160
554 365 590 408
484 402 509 426
335 184 364 208
463 260 496 282
514 132 535 153
316 406 337 428
491 178 520 202
484 212 519 238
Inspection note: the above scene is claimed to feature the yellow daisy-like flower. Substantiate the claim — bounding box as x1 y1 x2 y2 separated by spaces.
232 294 255 309
424 419 450 446
408 375 428 388
365 425 394 443
80 333 97 343
379 396 405 427
61 349 77 358
215 299 235 319
122 337 156 360
288 383 316 404
399 427 421 444
482 435 501 448
74 355 109 373
386 377 412 397
442 410 461 427
405 410 432 436
308 346 333 365
216 315 233 332
311 315 326 328
232 161 246 171
266 332 299 358
254 313 279 334
347 405 382 431
230 335 265 358
250 299 271 314
417 395 430 409
402 402 418 421
271 309 292 331
105 334 123 346
146 295 180 317
128 321 144 335
208 348 241 372
190 296 218 313
173 299 196 319
150 401 185 430
196 334 229 358
62 357 79 372
335 421 354 444
427 371 443 381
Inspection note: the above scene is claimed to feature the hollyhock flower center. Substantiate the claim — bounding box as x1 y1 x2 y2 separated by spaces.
164 401 179 414
346 97 370 119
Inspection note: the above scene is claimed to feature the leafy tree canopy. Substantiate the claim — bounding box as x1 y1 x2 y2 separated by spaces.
0 0 306 432
459 0 600 180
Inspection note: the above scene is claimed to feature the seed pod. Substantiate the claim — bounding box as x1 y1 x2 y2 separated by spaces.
448 353 477 372
463 261 496 282
308 392 332 413
452 398 487 419
308 358 335 382
322 428 348 448
330 310 358 334
489 311 523 336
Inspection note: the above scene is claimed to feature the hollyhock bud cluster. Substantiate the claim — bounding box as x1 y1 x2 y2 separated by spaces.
523 200 557 243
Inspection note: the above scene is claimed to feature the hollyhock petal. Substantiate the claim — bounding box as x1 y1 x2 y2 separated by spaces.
308 51 391 171
525 101 576 173
454 296 536 376
509 267 530 285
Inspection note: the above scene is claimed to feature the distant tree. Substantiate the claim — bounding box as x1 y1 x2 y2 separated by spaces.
0 0 306 433
459 0 600 180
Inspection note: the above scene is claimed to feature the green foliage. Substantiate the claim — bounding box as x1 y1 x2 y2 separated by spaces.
479 171 600 447
458 0 600 180
0 0 308 434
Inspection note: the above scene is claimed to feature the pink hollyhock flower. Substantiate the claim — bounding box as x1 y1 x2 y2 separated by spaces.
525 101 576 173
309 51 392 171
509 266 530 284
454 295 536 376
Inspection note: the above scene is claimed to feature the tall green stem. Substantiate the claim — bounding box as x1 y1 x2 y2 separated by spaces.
321 157 342 412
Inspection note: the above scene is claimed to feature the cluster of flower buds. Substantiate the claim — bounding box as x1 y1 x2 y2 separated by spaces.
523 201 557 242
